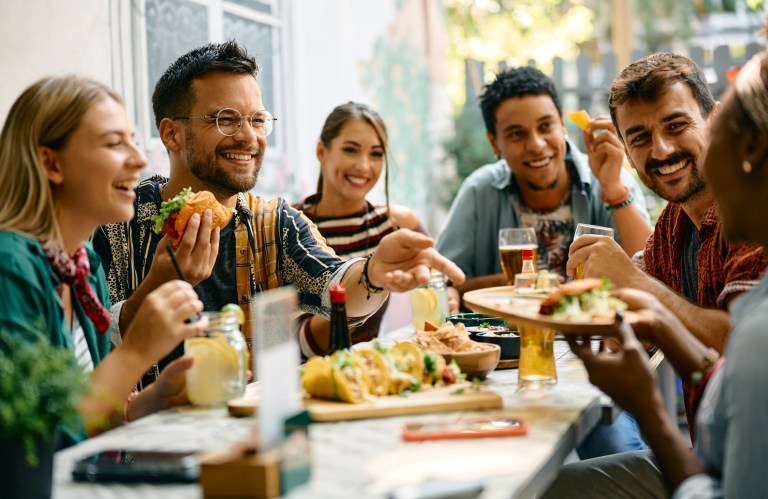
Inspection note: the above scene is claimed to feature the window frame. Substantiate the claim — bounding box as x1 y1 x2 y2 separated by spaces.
117 0 287 185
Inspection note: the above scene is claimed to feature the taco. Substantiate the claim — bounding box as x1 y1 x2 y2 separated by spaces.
539 278 627 321
328 350 371 403
422 350 446 385
302 356 336 400
352 349 390 397
390 342 425 383
369 341 419 395
301 351 370 403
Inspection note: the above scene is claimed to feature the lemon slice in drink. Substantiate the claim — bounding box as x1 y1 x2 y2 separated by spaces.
411 287 440 330
186 337 240 405
220 303 245 325
186 337 239 370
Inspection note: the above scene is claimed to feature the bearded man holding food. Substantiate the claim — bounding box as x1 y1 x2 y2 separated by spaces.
93 41 464 389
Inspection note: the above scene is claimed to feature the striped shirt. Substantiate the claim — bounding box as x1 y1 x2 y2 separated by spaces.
293 198 397 260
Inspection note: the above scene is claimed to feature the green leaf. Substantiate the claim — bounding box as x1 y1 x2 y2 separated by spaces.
151 187 194 234
0 331 90 465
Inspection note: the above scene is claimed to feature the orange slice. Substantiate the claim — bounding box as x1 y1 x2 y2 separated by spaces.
568 110 591 131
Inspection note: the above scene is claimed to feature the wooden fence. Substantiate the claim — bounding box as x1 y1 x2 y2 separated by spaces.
465 42 767 116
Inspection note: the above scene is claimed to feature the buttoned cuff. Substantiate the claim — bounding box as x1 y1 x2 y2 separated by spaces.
109 300 124 347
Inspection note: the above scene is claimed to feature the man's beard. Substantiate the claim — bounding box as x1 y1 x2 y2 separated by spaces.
639 151 706 204
184 127 261 197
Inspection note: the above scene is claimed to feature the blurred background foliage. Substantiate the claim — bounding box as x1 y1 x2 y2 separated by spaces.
438 0 766 216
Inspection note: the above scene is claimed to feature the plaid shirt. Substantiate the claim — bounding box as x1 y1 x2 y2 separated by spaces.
643 201 765 310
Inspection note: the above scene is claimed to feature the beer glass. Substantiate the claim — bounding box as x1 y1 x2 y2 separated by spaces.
517 324 557 386
573 223 614 279
498 228 538 285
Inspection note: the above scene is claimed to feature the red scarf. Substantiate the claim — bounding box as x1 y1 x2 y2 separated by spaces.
44 242 110 335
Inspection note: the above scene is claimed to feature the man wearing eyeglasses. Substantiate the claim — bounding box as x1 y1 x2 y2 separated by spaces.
93 41 464 388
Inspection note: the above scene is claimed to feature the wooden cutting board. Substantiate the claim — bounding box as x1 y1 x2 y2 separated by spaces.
228 383 502 421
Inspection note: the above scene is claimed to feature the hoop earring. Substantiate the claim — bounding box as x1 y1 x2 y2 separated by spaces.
742 160 753 174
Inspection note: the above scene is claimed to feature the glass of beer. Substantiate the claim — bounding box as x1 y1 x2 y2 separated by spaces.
518 324 557 386
573 224 614 279
499 228 538 285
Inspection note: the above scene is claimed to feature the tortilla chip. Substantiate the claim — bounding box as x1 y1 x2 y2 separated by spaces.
568 110 591 131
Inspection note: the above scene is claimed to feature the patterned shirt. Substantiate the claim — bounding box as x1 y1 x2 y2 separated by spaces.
436 140 649 280
643 201 765 309
292 196 400 353
92 176 364 381
644 201 765 438
293 196 398 259
517 192 574 275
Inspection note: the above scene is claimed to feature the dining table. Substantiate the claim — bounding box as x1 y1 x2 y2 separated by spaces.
51 326 664 499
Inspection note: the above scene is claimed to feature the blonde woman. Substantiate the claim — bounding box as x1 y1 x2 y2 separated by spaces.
0 76 206 445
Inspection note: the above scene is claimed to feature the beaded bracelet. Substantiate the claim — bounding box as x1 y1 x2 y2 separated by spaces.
600 186 629 204
601 186 634 210
358 254 385 300
605 192 635 211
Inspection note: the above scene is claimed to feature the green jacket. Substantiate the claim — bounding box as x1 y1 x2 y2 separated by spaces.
0 231 111 446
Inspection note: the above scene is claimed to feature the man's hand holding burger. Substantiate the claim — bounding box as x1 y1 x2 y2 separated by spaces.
149 188 231 285
118 188 230 333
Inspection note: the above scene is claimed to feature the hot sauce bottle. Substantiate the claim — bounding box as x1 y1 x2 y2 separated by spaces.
326 283 351 355
521 248 536 274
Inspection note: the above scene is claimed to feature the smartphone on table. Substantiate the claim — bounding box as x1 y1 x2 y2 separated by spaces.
401 417 527 442
71 449 199 483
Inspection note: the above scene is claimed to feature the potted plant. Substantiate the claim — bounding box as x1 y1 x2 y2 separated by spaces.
0 330 89 499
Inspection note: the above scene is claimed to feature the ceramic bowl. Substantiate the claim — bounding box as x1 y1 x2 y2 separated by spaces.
474 331 520 360
437 342 501 380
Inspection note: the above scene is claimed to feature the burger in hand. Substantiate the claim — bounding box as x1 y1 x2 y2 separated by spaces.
151 187 233 248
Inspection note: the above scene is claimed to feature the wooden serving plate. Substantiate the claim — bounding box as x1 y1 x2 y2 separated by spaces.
227 382 502 421
463 286 635 335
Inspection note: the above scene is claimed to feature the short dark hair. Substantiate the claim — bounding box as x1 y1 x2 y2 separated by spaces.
609 53 715 139
479 66 562 136
151 40 260 129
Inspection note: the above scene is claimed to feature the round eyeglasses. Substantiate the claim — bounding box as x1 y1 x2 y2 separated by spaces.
172 108 277 137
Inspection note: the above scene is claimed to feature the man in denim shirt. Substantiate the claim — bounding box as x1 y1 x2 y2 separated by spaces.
437 67 652 460
437 67 650 285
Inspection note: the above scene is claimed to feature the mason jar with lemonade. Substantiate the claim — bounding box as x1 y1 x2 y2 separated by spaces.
185 306 247 406
410 270 450 330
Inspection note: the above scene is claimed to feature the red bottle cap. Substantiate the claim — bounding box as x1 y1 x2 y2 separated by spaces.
522 248 534 260
329 283 346 303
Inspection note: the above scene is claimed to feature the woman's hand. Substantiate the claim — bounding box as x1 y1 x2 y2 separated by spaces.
567 313 659 418
122 280 207 363
611 288 670 344
366 229 465 292
124 356 192 422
